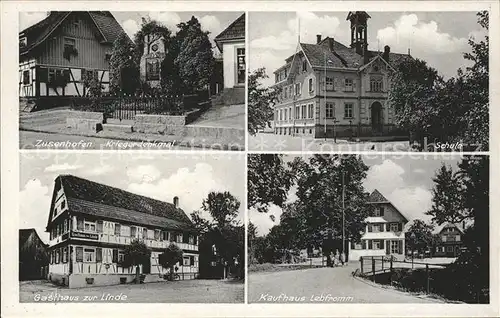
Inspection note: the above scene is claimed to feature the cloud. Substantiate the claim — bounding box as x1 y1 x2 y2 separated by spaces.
375 14 468 54
127 163 234 221
44 163 83 172
19 179 51 243
126 165 161 183
85 165 115 176
249 205 282 236
413 168 426 174
19 12 48 31
364 159 433 222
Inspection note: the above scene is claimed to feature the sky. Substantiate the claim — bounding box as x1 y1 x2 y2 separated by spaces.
20 152 245 243
249 11 486 87
19 11 243 55
250 154 469 237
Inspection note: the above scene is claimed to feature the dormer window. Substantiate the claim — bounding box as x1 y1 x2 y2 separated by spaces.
19 36 27 48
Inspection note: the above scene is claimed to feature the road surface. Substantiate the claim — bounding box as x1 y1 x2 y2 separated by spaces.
249 133 410 152
249 264 445 303
20 279 244 303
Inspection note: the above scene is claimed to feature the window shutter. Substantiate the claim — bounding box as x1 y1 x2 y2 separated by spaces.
379 207 384 216
386 223 390 232
96 248 102 263
114 223 121 236
97 220 103 233
380 240 385 250
112 249 118 263
368 240 373 250
76 247 83 262
398 241 403 254
193 235 198 245
190 256 194 265
398 223 403 232
362 240 367 249
142 228 147 239
367 225 373 232
131 226 137 238
183 233 189 244
77 218 83 230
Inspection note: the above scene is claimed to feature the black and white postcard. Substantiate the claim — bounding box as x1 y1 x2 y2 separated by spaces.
18 11 245 150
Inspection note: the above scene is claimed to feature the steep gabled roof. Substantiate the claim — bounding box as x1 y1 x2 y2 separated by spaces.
47 175 194 231
214 13 245 52
367 189 390 203
20 11 127 55
433 222 466 235
19 228 48 248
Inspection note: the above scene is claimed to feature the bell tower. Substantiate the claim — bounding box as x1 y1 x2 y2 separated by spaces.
346 11 371 56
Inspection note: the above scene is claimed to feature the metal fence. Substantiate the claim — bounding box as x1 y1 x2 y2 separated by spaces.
359 256 448 294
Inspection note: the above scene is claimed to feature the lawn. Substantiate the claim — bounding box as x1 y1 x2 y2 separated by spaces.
20 279 244 303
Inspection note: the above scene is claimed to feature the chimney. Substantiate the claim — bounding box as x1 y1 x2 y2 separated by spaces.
383 45 390 63
173 196 179 208
316 34 322 44
408 48 411 56
328 38 334 52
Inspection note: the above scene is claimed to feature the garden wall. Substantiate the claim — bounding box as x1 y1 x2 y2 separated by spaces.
133 114 186 135
66 111 104 133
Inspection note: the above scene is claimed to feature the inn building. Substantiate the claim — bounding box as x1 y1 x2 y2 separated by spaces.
272 11 412 139
46 175 199 288
349 189 408 260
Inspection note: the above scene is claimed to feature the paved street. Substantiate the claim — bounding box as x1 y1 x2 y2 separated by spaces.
249 264 445 303
249 133 410 152
20 279 244 303
189 104 245 128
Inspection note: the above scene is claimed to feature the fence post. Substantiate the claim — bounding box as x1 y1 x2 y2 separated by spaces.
360 256 363 274
426 264 430 294
371 257 375 281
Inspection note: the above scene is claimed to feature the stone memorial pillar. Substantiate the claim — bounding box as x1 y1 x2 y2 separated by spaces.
139 33 167 88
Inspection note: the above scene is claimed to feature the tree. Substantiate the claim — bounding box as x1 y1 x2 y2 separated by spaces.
132 17 172 67
405 219 435 255
122 239 151 283
426 164 469 224
247 68 282 135
174 16 215 93
109 32 139 95
159 243 184 281
293 155 372 266
247 154 294 213
461 11 489 149
201 191 240 227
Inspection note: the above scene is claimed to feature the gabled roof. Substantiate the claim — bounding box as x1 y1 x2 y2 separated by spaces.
368 189 409 223
433 222 466 235
367 189 390 203
47 175 195 232
19 228 47 247
214 13 245 52
20 11 127 55
275 37 411 74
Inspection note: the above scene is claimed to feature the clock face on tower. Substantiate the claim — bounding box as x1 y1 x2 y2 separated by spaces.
151 44 159 52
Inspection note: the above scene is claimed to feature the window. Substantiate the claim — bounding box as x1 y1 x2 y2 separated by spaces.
64 37 76 50
63 219 67 233
308 104 314 119
301 105 306 119
146 58 160 81
114 223 121 236
289 86 293 98
176 233 183 243
131 226 137 238
344 78 353 92
372 224 381 232
55 249 60 264
19 36 27 48
142 228 148 239
326 102 335 119
446 246 454 252
289 107 292 120
84 221 96 232
326 77 334 91
62 247 68 263
295 83 301 96
61 199 66 210
183 256 191 266
370 77 383 92
189 235 194 244
344 103 354 119
284 109 288 121
391 240 399 254
373 240 381 249
295 106 300 119
236 48 245 84
154 229 160 240
84 248 95 262
308 78 314 93
284 87 288 99
390 223 399 232
302 60 307 72
23 70 30 84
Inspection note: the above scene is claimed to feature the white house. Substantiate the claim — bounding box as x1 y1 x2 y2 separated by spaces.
349 189 409 261
214 13 245 105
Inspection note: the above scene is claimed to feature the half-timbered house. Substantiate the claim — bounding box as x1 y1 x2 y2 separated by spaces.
19 11 126 101
46 175 199 288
